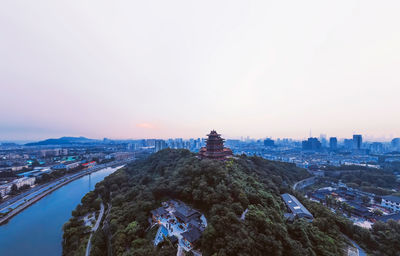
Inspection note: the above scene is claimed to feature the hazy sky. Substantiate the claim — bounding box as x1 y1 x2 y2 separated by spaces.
1 1 400 141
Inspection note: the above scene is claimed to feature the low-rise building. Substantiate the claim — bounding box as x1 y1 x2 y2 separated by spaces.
52 161 80 171
281 193 313 221
376 213 400 223
14 177 36 188
0 184 10 197
381 195 400 212
151 207 168 223
346 201 373 218
174 204 201 226
181 226 202 249
151 200 206 252
11 165 29 171
0 177 36 197
82 161 96 168
65 161 80 170
109 152 135 160
52 164 67 170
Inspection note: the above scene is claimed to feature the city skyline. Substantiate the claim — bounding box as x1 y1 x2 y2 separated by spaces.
1 132 398 144
2 1 400 140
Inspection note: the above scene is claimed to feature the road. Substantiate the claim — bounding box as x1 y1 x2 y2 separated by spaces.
343 234 366 256
86 234 93 256
0 183 48 210
177 245 184 256
0 176 75 214
293 176 316 190
86 203 105 256
349 239 367 256
92 203 105 232
0 159 133 224
0 171 90 214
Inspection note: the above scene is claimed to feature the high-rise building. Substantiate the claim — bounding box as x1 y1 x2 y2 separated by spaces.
302 138 322 151
392 138 400 150
370 142 384 153
353 135 363 150
329 137 337 150
264 138 275 147
344 139 353 149
155 140 167 152
320 134 328 147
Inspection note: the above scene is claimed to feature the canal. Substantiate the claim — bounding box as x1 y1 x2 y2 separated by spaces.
0 166 119 256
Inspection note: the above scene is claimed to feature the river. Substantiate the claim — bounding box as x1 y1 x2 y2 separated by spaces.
0 166 119 256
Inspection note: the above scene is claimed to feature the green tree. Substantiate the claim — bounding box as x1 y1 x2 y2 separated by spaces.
10 184 18 195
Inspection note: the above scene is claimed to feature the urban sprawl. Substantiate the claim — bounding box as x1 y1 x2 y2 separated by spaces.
1 134 400 230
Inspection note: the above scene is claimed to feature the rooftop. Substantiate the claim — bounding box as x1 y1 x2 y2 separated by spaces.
151 200 207 252
181 227 202 243
151 207 168 217
382 195 400 204
376 213 400 223
281 193 313 220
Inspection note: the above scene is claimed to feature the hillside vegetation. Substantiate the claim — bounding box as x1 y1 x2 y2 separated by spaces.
63 149 400 256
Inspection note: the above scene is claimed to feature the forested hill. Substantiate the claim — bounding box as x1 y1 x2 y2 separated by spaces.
62 149 400 256
25 136 99 146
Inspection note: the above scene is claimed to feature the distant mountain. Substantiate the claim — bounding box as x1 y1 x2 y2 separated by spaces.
25 136 100 146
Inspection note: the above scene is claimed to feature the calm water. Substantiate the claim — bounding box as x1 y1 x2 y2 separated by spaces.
0 167 118 256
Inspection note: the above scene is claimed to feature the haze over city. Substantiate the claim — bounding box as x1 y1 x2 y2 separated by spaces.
2 1 400 256
1 0 400 141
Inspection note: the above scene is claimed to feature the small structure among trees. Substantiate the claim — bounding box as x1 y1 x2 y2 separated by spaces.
151 200 207 252
281 193 314 222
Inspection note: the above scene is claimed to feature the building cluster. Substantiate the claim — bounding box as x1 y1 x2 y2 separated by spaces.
2 134 400 170
153 130 234 160
219 134 400 170
150 200 207 253
302 138 322 151
309 183 400 227
381 195 400 212
143 138 205 153
0 142 136 199
302 134 364 152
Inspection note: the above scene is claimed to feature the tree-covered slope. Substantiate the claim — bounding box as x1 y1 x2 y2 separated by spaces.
63 149 399 256
25 136 99 146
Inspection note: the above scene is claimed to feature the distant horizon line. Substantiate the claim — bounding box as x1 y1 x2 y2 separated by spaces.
1 134 399 144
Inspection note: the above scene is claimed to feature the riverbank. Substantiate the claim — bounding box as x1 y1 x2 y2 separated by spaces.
0 167 121 256
0 159 132 225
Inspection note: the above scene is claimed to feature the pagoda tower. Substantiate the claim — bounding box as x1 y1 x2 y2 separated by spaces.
199 130 233 159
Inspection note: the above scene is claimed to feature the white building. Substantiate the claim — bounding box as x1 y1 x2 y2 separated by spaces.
14 177 36 188
0 184 10 197
65 161 80 170
11 165 29 171
381 195 400 212
52 161 80 171
0 177 36 197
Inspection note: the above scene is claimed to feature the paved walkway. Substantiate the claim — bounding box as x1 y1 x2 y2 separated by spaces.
343 235 366 256
349 239 366 256
177 245 184 256
240 208 248 220
85 203 105 256
293 176 316 190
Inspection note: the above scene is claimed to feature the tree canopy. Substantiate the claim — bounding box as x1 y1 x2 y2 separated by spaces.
63 149 399 256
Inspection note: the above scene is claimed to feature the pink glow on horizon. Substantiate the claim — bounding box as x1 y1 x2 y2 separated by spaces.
1 1 400 141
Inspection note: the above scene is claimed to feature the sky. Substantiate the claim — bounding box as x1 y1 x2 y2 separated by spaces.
1 1 400 141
